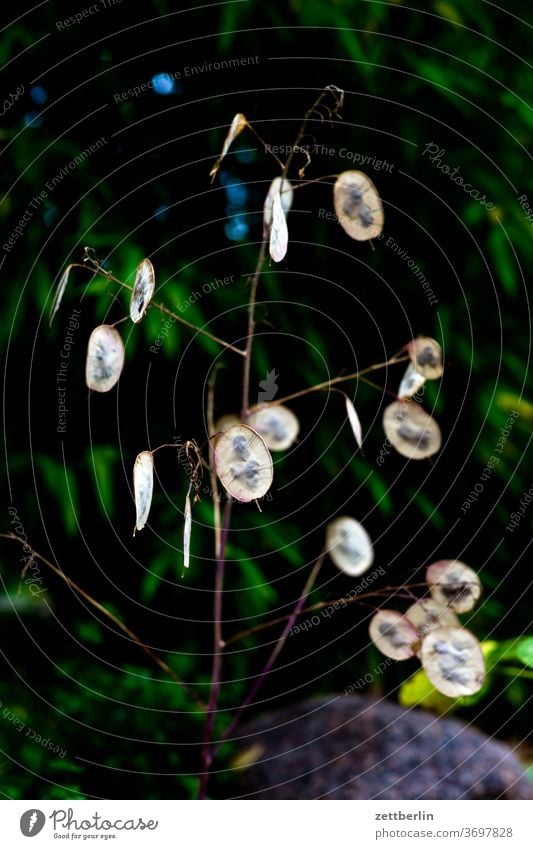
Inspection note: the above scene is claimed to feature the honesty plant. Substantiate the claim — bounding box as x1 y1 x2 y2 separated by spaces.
49 85 485 797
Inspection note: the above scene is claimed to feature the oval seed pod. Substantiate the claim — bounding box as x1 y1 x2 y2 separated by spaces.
420 626 485 697
326 516 374 577
382 399 441 460
333 170 384 241
426 560 481 613
86 324 125 392
405 598 460 641
49 264 74 327
209 112 247 181
130 258 155 323
407 336 443 379
344 395 363 450
214 424 273 503
369 610 419 660
398 363 426 400
263 177 294 234
247 405 300 452
269 187 289 262
133 451 154 534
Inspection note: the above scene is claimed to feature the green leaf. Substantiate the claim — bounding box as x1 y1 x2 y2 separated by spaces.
399 668 454 713
37 456 79 535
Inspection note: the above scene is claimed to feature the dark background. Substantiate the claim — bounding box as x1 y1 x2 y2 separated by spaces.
0 0 531 799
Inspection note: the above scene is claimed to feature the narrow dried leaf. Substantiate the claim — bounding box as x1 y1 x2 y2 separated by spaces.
263 177 294 235
420 626 485 697
326 516 374 576
49 264 74 327
398 363 426 400
407 337 443 379
369 609 419 660
183 491 192 569
405 598 460 642
209 113 247 181
133 451 154 534
344 395 363 449
426 560 481 613
86 325 125 392
130 258 155 323
333 170 384 241
214 424 273 503
248 405 300 452
382 400 442 460
269 187 289 262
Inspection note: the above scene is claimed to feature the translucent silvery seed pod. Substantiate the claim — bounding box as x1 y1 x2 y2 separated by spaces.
130 258 155 324
420 626 485 697
86 325 125 392
426 560 481 613
247 405 300 452
263 177 294 235
369 610 419 660
214 424 274 503
133 451 154 534
382 399 442 460
326 516 374 576
407 336 443 380
405 598 460 643
333 170 384 241
398 362 426 400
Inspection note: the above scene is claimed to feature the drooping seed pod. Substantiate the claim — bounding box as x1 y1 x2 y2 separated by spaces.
133 451 154 534
382 399 442 460
269 186 289 262
49 264 74 327
333 170 384 241
420 626 485 697
369 609 419 660
183 490 192 569
263 177 294 237
130 258 155 323
344 395 363 450
326 516 374 577
86 325 125 392
426 560 481 613
407 336 443 380
214 424 273 503
398 363 426 400
247 405 300 452
209 113 247 181
405 598 460 641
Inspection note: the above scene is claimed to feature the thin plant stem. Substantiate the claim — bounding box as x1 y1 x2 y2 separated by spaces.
198 498 232 799
211 553 326 759
0 533 204 709
241 239 267 420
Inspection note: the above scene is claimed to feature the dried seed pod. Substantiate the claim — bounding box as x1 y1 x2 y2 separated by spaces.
369 609 419 660
398 363 426 400
214 414 240 434
407 336 443 379
209 113 247 181
49 264 74 327
133 451 154 534
344 395 363 449
333 170 384 241
426 560 481 613
247 405 300 452
183 490 192 569
263 177 294 235
405 598 460 641
130 258 155 323
382 400 442 460
269 186 289 262
326 516 374 577
420 626 485 697
214 424 273 503
86 325 125 392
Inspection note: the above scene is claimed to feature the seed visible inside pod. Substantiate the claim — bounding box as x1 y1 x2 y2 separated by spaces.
133 451 154 534
247 405 300 452
382 400 442 460
130 258 155 323
369 609 419 660
398 362 426 400
420 626 485 697
333 170 384 241
405 598 460 641
214 424 273 503
269 187 289 262
407 336 443 379
426 560 481 613
326 516 374 577
86 325 125 392
263 177 293 235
